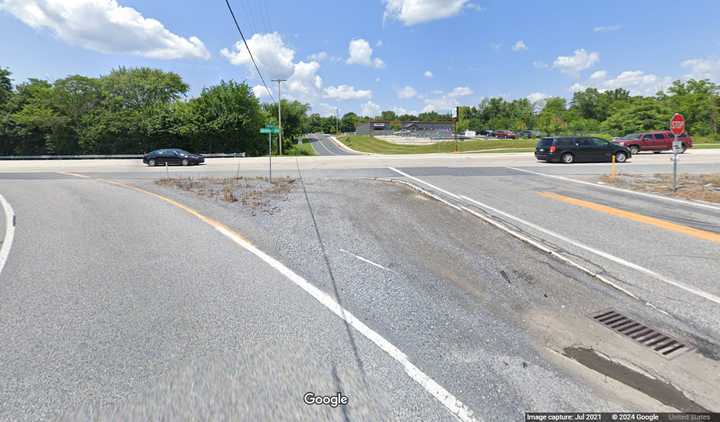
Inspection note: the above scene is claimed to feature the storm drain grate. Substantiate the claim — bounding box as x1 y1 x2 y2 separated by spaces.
590 310 693 359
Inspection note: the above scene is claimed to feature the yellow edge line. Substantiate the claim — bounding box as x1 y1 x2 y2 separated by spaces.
102 179 252 244
539 191 720 245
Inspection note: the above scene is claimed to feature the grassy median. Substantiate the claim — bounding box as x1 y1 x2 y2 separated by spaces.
339 135 537 154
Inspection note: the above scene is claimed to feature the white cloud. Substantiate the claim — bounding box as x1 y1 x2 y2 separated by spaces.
533 61 549 69
424 70 434 79
324 85 372 100
571 70 673 96
601 70 672 96
466 3 484 12
422 86 473 113
553 49 600 75
221 32 295 80
222 33 373 114
384 0 470 26
361 101 381 117
307 51 328 61
0 0 210 60
287 61 323 97
447 86 473 97
590 70 608 80
593 25 621 33
569 83 587 93
512 40 528 52
682 57 720 82
397 86 418 99
526 92 548 103
347 38 385 68
252 85 272 98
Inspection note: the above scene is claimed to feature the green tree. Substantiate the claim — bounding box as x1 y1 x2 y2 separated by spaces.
537 97 568 135
340 112 358 132
191 80 266 155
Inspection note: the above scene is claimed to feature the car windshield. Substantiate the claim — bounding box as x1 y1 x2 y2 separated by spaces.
1 1 717 420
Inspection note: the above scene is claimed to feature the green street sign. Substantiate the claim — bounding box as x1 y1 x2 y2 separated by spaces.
260 126 280 134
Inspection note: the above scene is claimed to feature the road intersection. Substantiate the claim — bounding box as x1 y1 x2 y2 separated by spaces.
0 149 718 419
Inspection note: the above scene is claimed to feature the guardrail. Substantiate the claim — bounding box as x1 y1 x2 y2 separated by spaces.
0 153 247 161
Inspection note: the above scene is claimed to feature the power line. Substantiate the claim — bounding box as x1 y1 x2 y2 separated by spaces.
223 0 276 103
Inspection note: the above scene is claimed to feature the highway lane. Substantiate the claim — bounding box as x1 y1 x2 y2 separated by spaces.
307 134 358 156
0 177 462 420
1 148 719 175
0 151 719 417
388 165 720 342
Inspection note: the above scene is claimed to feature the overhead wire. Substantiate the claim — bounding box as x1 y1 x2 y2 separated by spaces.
223 0 276 103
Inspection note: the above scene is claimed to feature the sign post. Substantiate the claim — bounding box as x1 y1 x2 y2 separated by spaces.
260 125 280 182
670 113 686 192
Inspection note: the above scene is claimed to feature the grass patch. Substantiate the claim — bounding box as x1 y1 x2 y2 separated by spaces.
286 142 316 156
157 176 296 215
599 173 720 203
339 135 537 154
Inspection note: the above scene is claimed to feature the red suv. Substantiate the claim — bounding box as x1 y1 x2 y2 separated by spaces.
613 131 693 154
495 130 517 139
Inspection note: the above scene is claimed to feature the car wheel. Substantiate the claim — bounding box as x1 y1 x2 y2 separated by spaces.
615 151 628 163
181 159 189 166
148 159 156 167
561 152 575 164
681 144 688 154
653 151 662 154
629 145 640 155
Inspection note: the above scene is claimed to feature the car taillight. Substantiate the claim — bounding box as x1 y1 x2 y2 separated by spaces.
549 145 557 153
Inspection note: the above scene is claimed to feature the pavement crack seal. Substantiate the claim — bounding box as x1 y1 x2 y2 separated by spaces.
377 175 663 312
562 347 708 412
90 177 481 422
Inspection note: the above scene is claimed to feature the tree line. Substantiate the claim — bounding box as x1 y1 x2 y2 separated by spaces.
1 65 718 156
455 80 719 139
0 66 313 156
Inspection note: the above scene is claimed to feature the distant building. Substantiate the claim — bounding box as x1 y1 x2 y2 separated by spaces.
356 121 454 136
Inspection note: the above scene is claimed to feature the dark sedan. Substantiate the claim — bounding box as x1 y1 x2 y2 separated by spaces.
535 136 631 164
143 149 205 167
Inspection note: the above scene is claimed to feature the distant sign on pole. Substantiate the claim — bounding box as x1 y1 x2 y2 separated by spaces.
670 113 686 136
260 126 280 134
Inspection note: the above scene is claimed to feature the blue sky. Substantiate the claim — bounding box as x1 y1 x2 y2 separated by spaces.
1 0 719 116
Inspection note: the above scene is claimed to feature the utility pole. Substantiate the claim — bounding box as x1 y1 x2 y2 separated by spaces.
335 107 340 135
272 79 286 155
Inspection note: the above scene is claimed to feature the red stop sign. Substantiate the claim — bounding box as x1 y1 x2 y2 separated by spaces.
670 113 686 135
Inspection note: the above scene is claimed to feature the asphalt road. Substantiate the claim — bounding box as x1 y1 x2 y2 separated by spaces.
307 134 358 156
0 147 719 419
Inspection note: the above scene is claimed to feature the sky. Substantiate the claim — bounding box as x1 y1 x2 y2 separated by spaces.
1 0 720 117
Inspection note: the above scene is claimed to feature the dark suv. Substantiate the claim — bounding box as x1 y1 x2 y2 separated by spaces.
535 136 632 164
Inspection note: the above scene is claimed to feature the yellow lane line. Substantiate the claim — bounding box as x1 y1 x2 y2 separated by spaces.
538 191 720 245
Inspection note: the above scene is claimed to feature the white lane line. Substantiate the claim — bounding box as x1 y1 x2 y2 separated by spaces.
314 138 335 155
339 248 396 273
103 180 480 422
387 167 720 307
507 166 720 212
0 194 16 278
211 227 480 422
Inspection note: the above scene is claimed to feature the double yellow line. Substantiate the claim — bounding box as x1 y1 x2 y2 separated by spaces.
539 192 720 245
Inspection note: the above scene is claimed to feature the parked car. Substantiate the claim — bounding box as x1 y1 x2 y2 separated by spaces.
479 129 495 137
495 130 517 139
612 131 693 155
143 149 205 167
517 130 544 139
535 136 631 164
